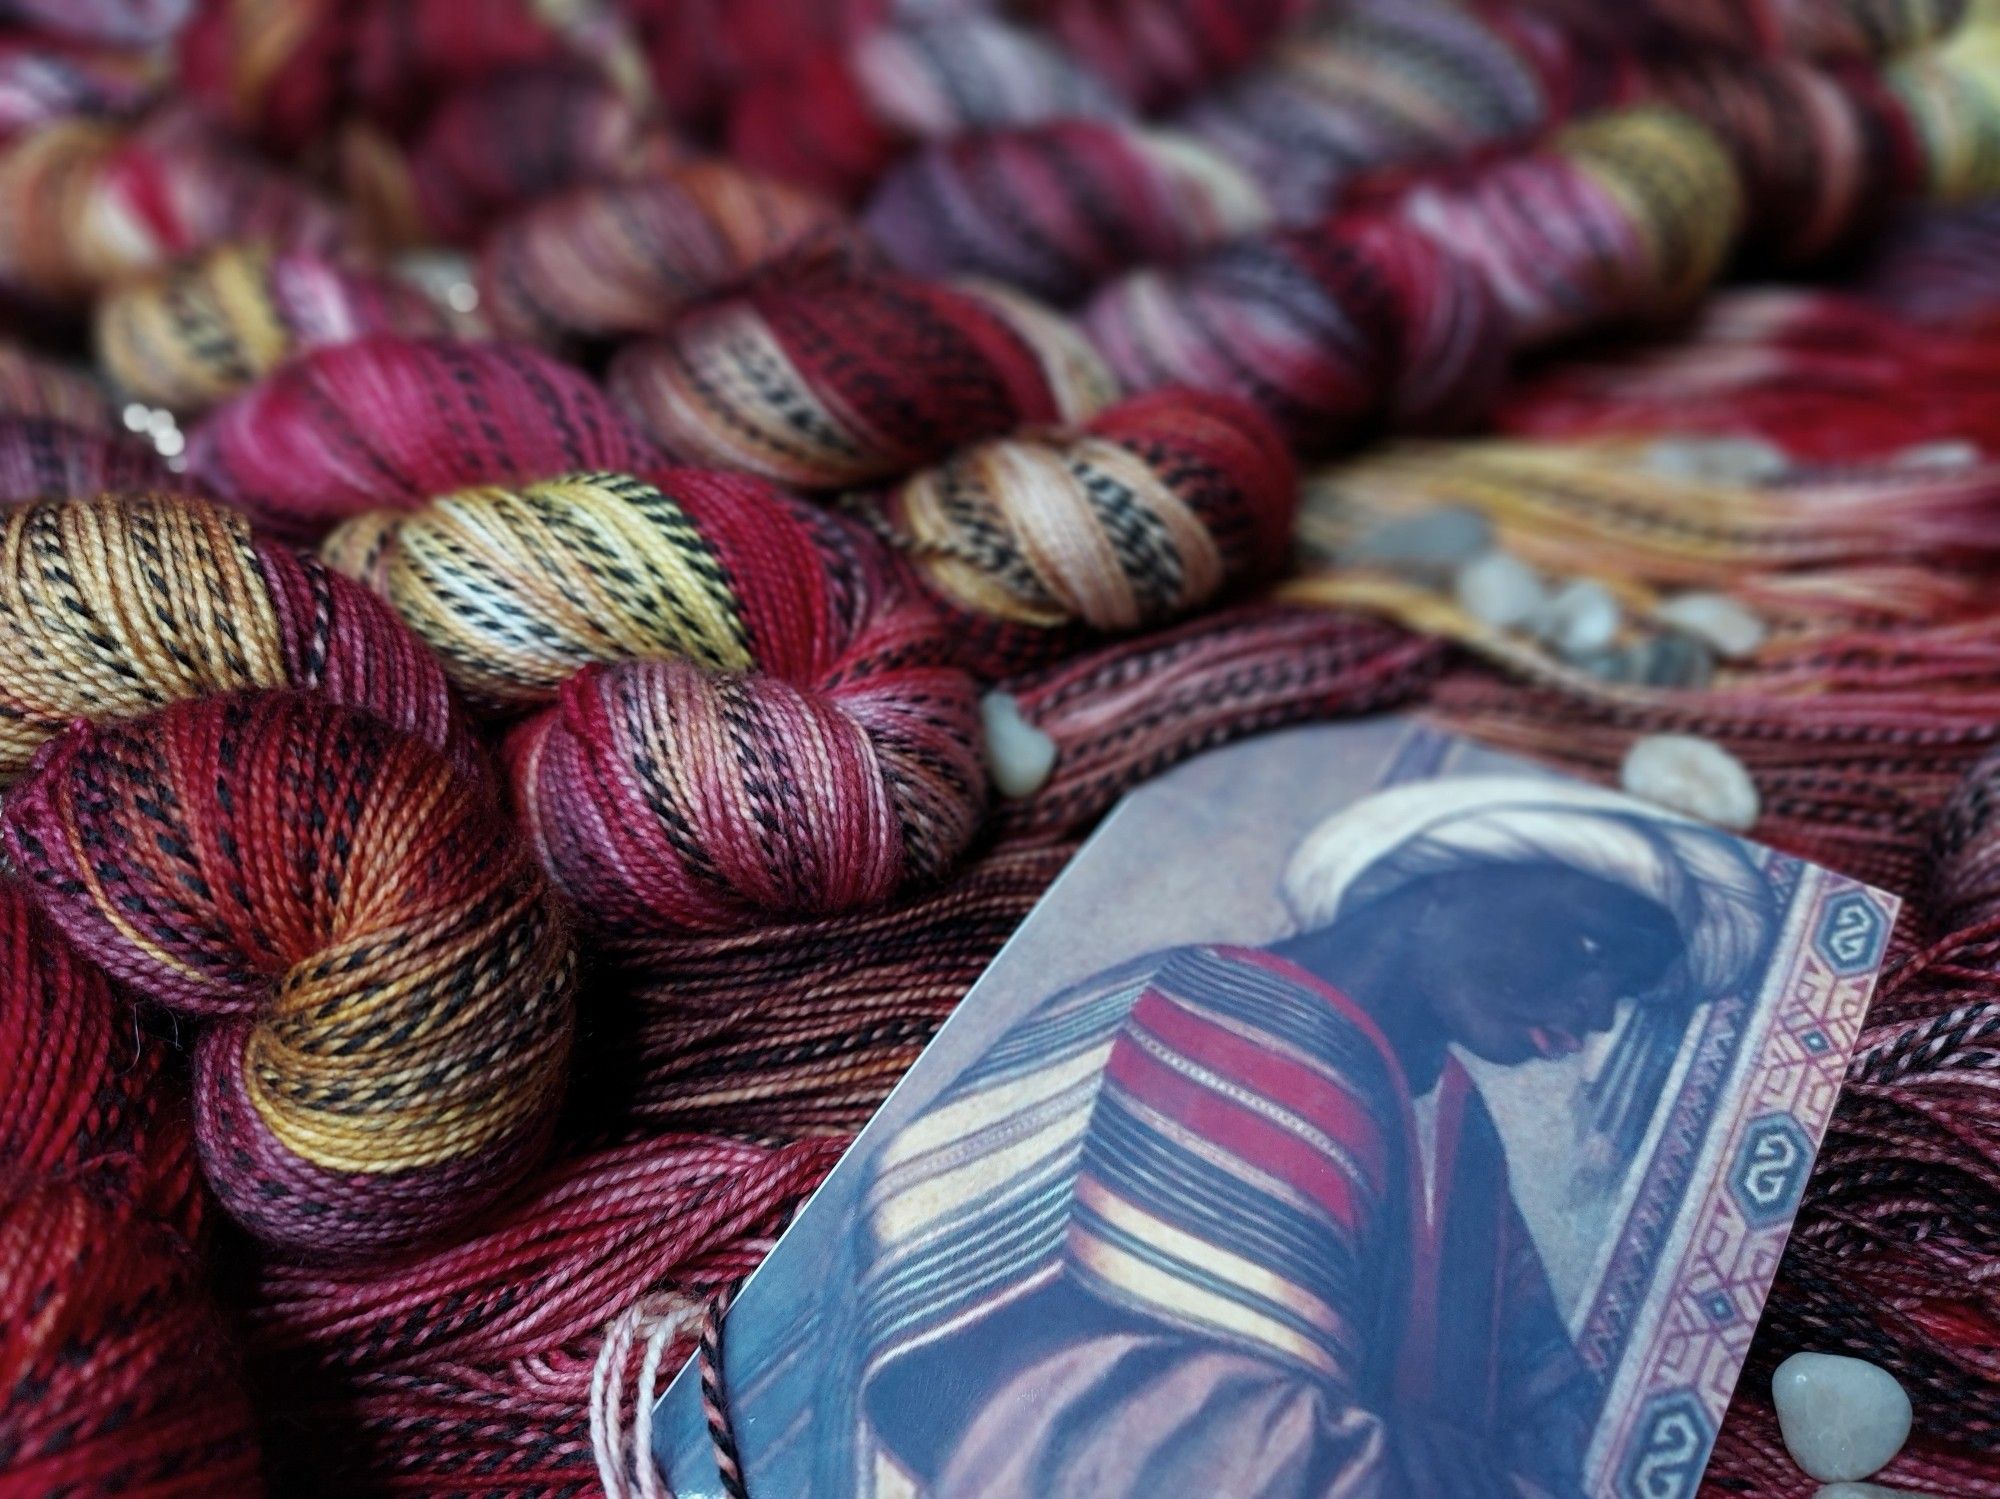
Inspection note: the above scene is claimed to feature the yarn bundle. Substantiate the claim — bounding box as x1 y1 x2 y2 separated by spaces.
0 3 1996 1498
0 881 265 1497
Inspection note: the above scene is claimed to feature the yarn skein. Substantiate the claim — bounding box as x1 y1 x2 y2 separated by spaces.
1029 0 1310 111
726 13 1124 203
0 880 265 1498
318 467 988 936
347 64 680 246
1085 108 1740 450
0 493 469 783
3 691 577 1258
608 270 1116 488
0 113 349 304
190 335 659 539
0 340 116 430
96 243 456 415
864 120 1274 303
0 415 176 505
478 160 858 343
859 387 1299 674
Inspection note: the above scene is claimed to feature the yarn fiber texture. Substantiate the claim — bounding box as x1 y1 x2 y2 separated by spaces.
725 13 1124 203
191 335 659 539
609 270 1116 487
864 120 1274 303
316 465 988 938
0 341 116 430
1085 109 1741 449
478 161 857 343
863 388 1300 674
352 64 678 245
3 691 576 1258
0 113 348 304
0 881 265 1497
0 493 468 783
0 415 175 505
95 244 454 414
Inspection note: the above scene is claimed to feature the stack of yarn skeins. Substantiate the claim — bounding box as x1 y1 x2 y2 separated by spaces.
0 2 1996 1497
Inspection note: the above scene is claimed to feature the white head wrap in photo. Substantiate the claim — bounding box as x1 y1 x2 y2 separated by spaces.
1282 775 1777 1003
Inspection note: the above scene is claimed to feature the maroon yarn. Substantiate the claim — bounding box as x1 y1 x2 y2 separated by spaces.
1650 54 1925 265
725 14 1123 205
0 416 175 503
1026 0 1309 111
504 577 987 941
627 0 891 126
190 335 658 540
0 880 265 1498
395 65 680 244
1085 211 1510 453
864 120 1270 303
866 388 1301 676
607 269 1111 487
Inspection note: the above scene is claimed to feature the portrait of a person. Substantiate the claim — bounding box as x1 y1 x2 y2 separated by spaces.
835 777 1778 1499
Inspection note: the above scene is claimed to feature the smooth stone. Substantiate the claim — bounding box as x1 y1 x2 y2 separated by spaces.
1817 1484 1915 1497
1655 591 1768 660
1344 506 1493 579
980 691 1057 801
1535 577 1622 659
1892 439 1981 471
1772 1352 1914 1483
1637 632 1717 689
1621 734 1760 830
1642 434 1792 485
1454 551 1547 631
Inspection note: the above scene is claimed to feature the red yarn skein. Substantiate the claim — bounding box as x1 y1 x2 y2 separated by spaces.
3 693 577 1259
190 336 659 540
0 882 264 1497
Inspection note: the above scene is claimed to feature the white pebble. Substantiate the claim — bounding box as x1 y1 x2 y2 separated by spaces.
1620 734 1760 831
1892 439 1980 471
1535 577 1621 659
1817 1484 1914 1498
1344 507 1493 577
1454 552 1547 631
1773 1352 1913 1483
1656 592 1768 660
1642 435 1792 485
980 692 1057 800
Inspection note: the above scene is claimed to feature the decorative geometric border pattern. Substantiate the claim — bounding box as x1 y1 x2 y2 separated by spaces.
1589 874 1900 1497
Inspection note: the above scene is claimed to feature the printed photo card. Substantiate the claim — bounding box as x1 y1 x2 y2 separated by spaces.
654 717 1898 1499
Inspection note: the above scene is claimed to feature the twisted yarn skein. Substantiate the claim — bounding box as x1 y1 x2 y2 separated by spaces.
860 388 1299 674
177 0 622 151
0 341 116 430
0 881 265 1497
478 161 857 343
96 243 455 414
3 691 576 1258
347 64 679 246
321 468 875 712
1179 0 1587 220
0 416 175 504
726 13 1124 203
609 270 1116 487
864 120 1274 303
1027 0 1308 110
191 335 658 538
321 467 986 936
1086 108 1740 449
0 112 348 304
0 494 468 783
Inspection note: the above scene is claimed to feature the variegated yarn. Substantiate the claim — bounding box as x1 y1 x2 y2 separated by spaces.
95 243 454 413
609 269 1116 487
